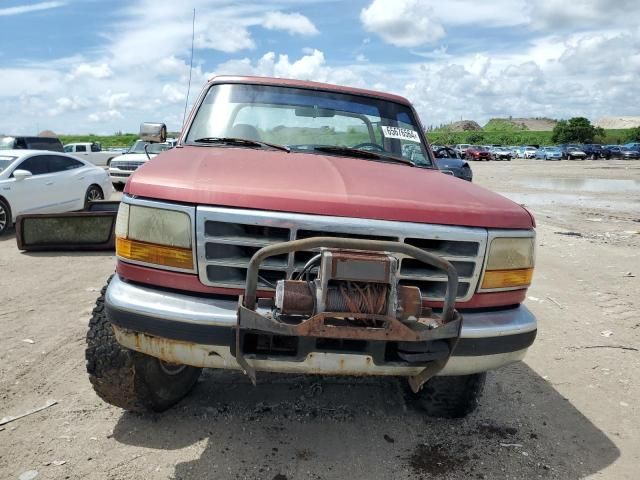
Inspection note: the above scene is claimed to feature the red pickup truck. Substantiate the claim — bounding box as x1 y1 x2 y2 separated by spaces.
86 76 536 418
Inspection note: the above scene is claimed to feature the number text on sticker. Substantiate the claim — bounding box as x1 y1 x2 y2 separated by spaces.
381 126 421 143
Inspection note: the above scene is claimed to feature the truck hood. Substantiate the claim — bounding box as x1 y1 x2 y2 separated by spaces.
127 146 533 229
112 153 155 163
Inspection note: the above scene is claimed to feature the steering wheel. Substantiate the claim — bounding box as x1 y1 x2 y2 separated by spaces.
352 142 385 152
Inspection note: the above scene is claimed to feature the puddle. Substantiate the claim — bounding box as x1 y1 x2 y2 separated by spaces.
515 178 640 193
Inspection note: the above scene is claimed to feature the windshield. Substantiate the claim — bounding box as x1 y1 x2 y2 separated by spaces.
185 83 432 167
0 137 16 150
0 155 16 172
128 140 170 155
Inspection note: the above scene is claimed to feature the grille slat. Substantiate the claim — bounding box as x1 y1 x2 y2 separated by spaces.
197 207 486 300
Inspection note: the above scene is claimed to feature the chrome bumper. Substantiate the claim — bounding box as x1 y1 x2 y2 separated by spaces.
106 275 536 376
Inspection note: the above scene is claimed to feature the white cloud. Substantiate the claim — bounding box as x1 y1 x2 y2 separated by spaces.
47 96 87 116
162 84 186 104
360 0 445 47
71 63 113 79
100 92 132 109
262 11 319 36
88 110 123 123
0 1 65 17
527 0 638 30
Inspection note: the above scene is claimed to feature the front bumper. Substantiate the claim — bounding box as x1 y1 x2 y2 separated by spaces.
109 168 133 184
105 275 537 376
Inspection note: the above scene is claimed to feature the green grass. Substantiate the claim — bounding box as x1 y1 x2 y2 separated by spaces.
482 119 527 131
59 134 139 149
57 127 637 150
426 128 636 146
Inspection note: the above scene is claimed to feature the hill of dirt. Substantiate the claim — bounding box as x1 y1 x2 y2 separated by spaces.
484 118 557 131
445 120 482 132
595 116 640 129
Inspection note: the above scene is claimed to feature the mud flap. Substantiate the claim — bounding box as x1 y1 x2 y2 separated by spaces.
16 201 119 251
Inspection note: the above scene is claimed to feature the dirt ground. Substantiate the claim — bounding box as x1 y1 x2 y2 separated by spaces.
1 159 638 480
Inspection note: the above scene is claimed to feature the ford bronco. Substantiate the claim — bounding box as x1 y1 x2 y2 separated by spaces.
85 76 537 418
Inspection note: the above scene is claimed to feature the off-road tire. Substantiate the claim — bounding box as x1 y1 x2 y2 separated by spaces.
85 276 202 412
406 373 486 418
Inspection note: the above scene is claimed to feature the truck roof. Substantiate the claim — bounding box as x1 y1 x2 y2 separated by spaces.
207 75 413 106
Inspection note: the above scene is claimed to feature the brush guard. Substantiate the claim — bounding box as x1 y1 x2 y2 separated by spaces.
236 237 463 392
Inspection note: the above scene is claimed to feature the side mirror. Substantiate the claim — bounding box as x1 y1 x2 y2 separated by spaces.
13 169 32 181
140 122 167 143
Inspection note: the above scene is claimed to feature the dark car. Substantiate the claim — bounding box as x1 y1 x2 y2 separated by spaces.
558 144 587 160
465 145 492 161
581 143 611 159
433 146 473 181
0 135 64 152
618 147 640 160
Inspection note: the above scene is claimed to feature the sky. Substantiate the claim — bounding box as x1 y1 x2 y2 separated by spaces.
1 0 639 135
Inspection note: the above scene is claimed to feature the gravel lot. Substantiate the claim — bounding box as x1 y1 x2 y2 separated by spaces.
1 159 638 480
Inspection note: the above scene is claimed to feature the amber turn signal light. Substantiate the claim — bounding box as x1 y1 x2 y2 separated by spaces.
481 268 534 290
116 237 194 270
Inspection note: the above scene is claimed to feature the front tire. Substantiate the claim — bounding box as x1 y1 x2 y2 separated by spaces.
85 185 104 208
85 278 202 412
406 373 486 418
0 198 11 235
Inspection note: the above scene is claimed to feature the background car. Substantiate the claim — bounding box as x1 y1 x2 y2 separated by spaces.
490 146 512 161
565 146 587 160
465 145 492 161
519 146 537 159
618 147 640 160
623 142 640 152
0 135 64 152
432 146 473 181
0 150 112 234
108 139 172 190
453 143 471 158
535 146 562 160
581 143 611 160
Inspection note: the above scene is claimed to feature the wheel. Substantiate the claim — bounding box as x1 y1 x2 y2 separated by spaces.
85 277 202 412
405 373 486 418
85 185 104 208
113 183 125 192
0 198 10 235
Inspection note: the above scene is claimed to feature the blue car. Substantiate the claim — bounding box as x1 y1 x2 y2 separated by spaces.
535 146 562 160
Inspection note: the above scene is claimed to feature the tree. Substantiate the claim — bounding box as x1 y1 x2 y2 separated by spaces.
467 132 484 144
551 117 604 143
626 126 640 142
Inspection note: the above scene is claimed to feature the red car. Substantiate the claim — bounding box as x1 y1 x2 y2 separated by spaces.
465 145 492 161
84 76 537 419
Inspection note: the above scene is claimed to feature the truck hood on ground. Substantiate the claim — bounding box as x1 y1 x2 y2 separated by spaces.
127 146 533 229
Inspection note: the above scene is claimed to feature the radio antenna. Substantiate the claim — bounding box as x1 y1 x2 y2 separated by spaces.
182 8 196 128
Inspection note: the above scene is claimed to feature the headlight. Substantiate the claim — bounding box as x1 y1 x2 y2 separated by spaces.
115 202 194 271
480 237 535 290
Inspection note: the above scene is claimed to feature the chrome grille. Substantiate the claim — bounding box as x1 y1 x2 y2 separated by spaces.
196 207 488 301
111 161 144 171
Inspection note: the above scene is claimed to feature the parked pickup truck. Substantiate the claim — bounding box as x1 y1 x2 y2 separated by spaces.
63 142 121 167
108 139 172 190
86 76 537 418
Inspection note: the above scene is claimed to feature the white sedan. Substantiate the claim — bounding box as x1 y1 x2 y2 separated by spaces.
0 150 112 234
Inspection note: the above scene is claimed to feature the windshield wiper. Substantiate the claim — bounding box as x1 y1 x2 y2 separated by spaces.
193 137 290 153
310 145 415 166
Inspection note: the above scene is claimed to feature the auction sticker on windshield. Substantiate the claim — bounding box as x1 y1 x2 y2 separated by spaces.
381 126 421 143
